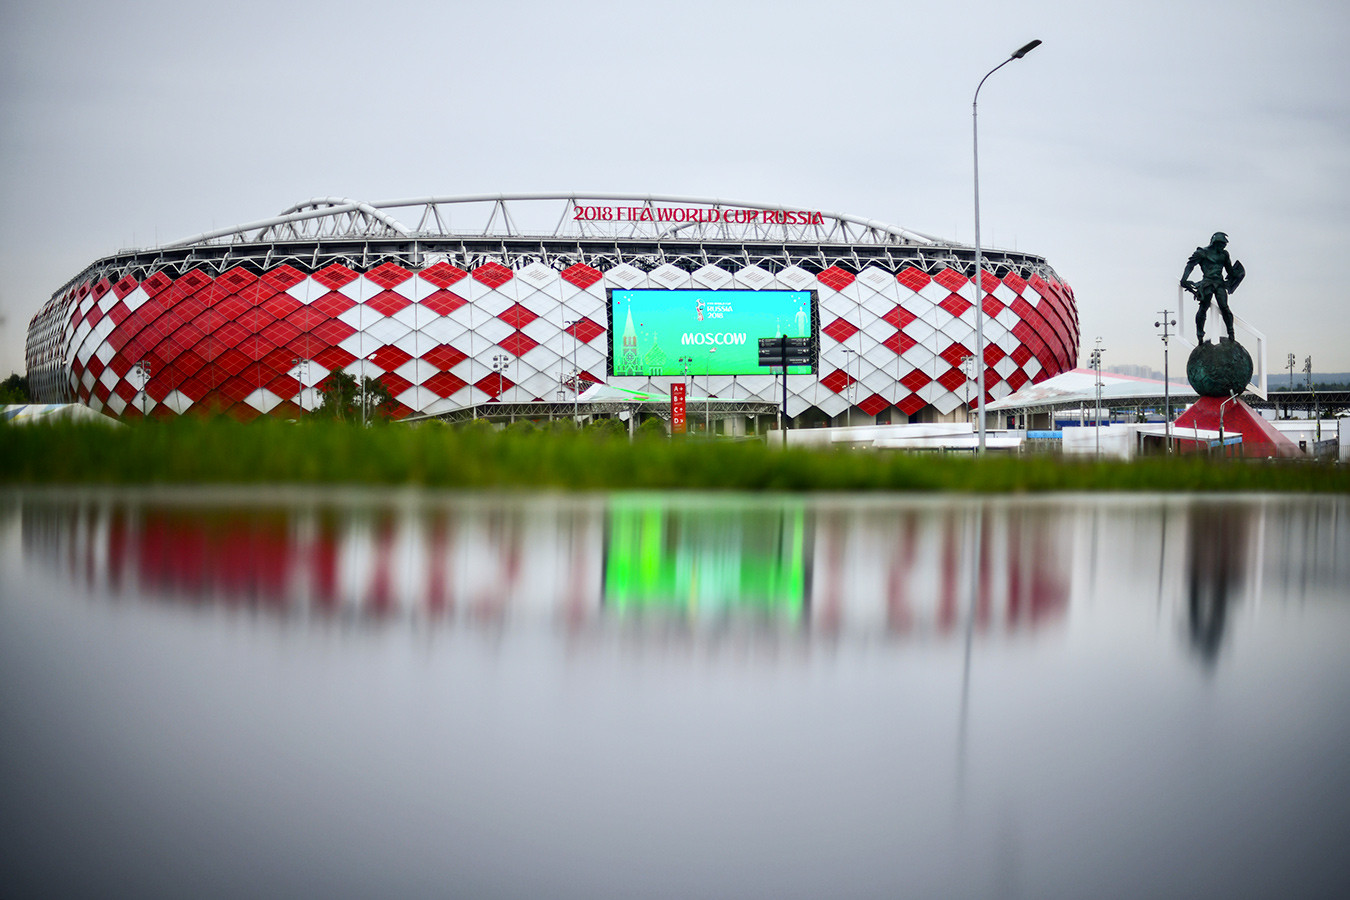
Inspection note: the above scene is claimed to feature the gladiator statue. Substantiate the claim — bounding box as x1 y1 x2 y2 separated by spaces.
1180 232 1245 342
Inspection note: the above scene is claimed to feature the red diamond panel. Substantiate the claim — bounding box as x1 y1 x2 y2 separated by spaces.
309 318 357 345
900 369 932 392
365 290 411 317
267 373 300 399
472 262 513 288
142 272 174 296
1002 271 1027 294
369 345 413 372
216 348 252 377
498 331 539 357
882 331 917 355
236 308 276 334
939 343 973 367
311 291 356 317
937 367 968 393
376 372 413 397
92 278 111 300
982 295 1005 317
366 262 411 289
819 369 856 394
421 290 466 316
212 321 252 351
419 262 468 288
262 264 306 292
938 293 972 318
977 269 1000 293
566 317 605 344
817 266 855 291
313 346 357 373
1010 344 1035 367
113 275 139 299
984 344 1006 366
883 305 917 329
423 371 467 398
561 263 603 289
896 267 930 292
422 344 469 370
1006 369 1030 391
177 270 213 294
214 295 251 321
932 268 968 293
497 302 538 329
314 264 358 290
822 317 859 343
219 267 257 294
474 373 516 398
898 393 926 416
261 292 302 320
858 393 890 417
260 319 303 349
1010 296 1036 322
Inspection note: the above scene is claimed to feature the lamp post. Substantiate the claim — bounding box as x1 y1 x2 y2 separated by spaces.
1155 311 1177 452
1089 338 1104 456
972 38 1041 454
841 348 856 425
492 354 509 422
565 319 580 423
292 357 309 414
134 358 152 419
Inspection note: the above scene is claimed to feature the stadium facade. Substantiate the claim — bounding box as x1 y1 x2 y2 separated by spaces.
24 194 1079 428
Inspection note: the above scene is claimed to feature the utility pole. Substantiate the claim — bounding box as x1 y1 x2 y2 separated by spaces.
1089 338 1105 456
1155 312 1176 453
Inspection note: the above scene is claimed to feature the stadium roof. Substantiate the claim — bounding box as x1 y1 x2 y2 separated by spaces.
987 369 1197 415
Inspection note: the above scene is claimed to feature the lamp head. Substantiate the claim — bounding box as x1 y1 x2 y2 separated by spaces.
1011 39 1042 59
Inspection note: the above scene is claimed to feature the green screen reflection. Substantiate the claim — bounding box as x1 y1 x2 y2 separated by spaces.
603 500 810 621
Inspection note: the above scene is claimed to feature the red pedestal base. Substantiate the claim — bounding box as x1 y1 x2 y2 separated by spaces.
1173 396 1303 458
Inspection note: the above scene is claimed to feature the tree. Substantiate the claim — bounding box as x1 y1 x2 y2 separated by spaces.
316 370 396 423
0 373 30 404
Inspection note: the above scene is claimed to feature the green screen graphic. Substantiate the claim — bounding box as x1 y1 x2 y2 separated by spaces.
607 289 817 377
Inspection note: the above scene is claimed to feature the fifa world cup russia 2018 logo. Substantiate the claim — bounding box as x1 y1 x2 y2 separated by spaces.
696 299 704 321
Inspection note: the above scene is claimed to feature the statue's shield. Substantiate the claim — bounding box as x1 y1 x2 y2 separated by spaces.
1226 259 1246 293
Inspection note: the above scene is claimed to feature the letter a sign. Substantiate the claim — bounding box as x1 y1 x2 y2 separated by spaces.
671 383 687 434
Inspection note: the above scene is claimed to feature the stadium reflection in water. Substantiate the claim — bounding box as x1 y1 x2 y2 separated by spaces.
16 493 1080 637
2 491 1347 899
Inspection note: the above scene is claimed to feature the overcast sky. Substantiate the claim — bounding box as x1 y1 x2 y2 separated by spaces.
2 0 1347 380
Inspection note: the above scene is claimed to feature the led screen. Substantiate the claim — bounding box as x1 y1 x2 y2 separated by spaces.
607 289 817 377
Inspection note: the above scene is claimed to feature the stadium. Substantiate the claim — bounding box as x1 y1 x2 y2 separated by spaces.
24 194 1079 430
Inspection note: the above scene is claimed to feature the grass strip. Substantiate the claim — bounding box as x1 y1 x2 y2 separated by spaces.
1 419 1346 494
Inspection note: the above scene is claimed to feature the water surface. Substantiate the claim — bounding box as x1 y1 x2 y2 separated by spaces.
1 489 1346 899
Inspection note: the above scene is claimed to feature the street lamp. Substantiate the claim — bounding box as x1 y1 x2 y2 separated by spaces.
972 38 1041 453
292 357 309 414
492 354 509 422
565 319 580 423
1089 338 1105 455
134 358 152 418
842 348 856 425
1155 312 1176 453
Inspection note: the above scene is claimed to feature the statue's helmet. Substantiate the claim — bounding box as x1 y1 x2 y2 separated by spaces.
1211 232 1229 245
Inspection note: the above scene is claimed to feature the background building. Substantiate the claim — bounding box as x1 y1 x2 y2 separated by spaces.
25 194 1078 428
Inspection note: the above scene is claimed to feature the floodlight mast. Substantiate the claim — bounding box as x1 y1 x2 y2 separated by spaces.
973 39 1041 453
